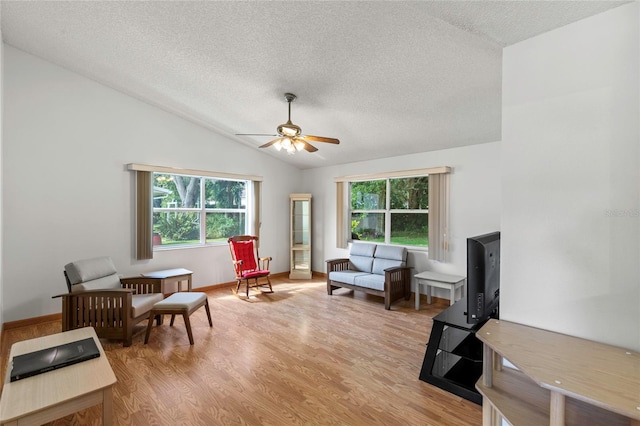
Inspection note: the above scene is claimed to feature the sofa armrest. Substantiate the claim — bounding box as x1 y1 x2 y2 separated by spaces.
326 258 350 273
54 288 134 298
383 266 412 308
383 265 412 283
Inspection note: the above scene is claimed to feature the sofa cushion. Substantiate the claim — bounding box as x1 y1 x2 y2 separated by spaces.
353 274 385 291
372 258 405 275
372 245 406 275
65 256 118 285
329 270 370 285
350 242 377 257
349 255 373 273
374 244 406 261
72 273 122 292
132 293 164 318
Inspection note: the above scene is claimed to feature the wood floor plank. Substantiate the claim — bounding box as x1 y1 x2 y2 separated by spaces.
1 277 481 425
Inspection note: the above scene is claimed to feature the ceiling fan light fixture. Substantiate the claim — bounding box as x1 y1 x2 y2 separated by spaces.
294 140 305 151
273 138 283 151
281 137 293 150
284 138 297 154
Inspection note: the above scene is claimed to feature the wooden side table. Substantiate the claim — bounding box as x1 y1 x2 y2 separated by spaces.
0 327 117 425
414 271 466 309
142 268 193 294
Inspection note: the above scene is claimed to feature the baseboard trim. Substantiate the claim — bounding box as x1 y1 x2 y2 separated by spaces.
3 313 62 331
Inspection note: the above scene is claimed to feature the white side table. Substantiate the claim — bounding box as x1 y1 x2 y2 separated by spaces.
414 271 466 310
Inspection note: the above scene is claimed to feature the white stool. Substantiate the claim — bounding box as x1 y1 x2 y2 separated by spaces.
145 292 212 345
414 271 466 310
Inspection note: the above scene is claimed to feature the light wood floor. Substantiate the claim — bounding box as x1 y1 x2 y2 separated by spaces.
1 276 481 425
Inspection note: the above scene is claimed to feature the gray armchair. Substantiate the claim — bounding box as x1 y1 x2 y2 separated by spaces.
59 257 164 346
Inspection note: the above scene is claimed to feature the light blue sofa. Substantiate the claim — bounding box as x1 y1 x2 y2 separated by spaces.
326 242 411 310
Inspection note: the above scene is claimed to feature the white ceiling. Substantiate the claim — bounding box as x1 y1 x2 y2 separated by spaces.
0 1 628 169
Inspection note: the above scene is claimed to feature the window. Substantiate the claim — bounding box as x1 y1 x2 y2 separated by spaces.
350 176 429 247
152 173 249 247
335 166 450 261
129 163 262 259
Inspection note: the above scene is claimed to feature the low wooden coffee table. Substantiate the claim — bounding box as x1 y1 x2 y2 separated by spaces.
0 327 117 425
142 268 193 294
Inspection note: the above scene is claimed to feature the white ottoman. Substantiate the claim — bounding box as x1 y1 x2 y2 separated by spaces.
144 292 212 345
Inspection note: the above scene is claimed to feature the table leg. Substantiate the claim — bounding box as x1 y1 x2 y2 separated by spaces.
415 282 421 310
450 285 455 305
103 386 113 426
550 391 565 426
482 401 500 426
188 275 192 291
426 284 432 304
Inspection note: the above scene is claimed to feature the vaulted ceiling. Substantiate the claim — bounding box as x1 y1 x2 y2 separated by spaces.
1 1 628 169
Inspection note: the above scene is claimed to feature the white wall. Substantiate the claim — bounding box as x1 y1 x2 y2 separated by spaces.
501 3 640 350
2 46 302 322
0 9 4 332
303 141 501 296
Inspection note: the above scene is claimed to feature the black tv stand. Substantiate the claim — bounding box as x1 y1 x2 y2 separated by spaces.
419 296 487 405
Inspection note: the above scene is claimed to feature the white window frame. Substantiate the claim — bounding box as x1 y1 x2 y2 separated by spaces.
349 176 429 247
335 166 450 261
152 173 251 248
128 163 263 256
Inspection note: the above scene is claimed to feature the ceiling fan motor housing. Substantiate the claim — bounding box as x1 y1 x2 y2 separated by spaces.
277 93 301 136
277 121 301 137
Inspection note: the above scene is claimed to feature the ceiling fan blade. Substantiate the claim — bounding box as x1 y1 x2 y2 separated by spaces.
236 133 278 137
291 137 318 152
303 135 340 144
301 141 318 153
259 138 282 148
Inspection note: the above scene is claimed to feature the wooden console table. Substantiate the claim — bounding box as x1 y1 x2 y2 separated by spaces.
476 319 640 426
142 268 193 294
0 327 117 425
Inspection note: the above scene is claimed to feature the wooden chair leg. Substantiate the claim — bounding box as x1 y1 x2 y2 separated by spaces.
183 310 194 345
170 314 176 326
144 311 157 344
204 299 213 327
125 324 133 347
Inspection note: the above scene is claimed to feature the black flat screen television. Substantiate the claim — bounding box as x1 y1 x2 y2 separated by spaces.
466 231 500 324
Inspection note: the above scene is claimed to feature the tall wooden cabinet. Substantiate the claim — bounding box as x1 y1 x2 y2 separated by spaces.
289 194 312 279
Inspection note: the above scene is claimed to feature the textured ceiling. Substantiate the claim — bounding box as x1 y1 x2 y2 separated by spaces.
0 1 628 169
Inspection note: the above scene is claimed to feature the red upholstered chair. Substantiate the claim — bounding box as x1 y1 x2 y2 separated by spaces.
228 235 273 297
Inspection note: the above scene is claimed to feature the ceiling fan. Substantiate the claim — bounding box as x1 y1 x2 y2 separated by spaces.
236 93 340 154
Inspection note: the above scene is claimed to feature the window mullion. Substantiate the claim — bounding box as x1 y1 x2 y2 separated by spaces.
385 178 391 244
200 178 206 243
